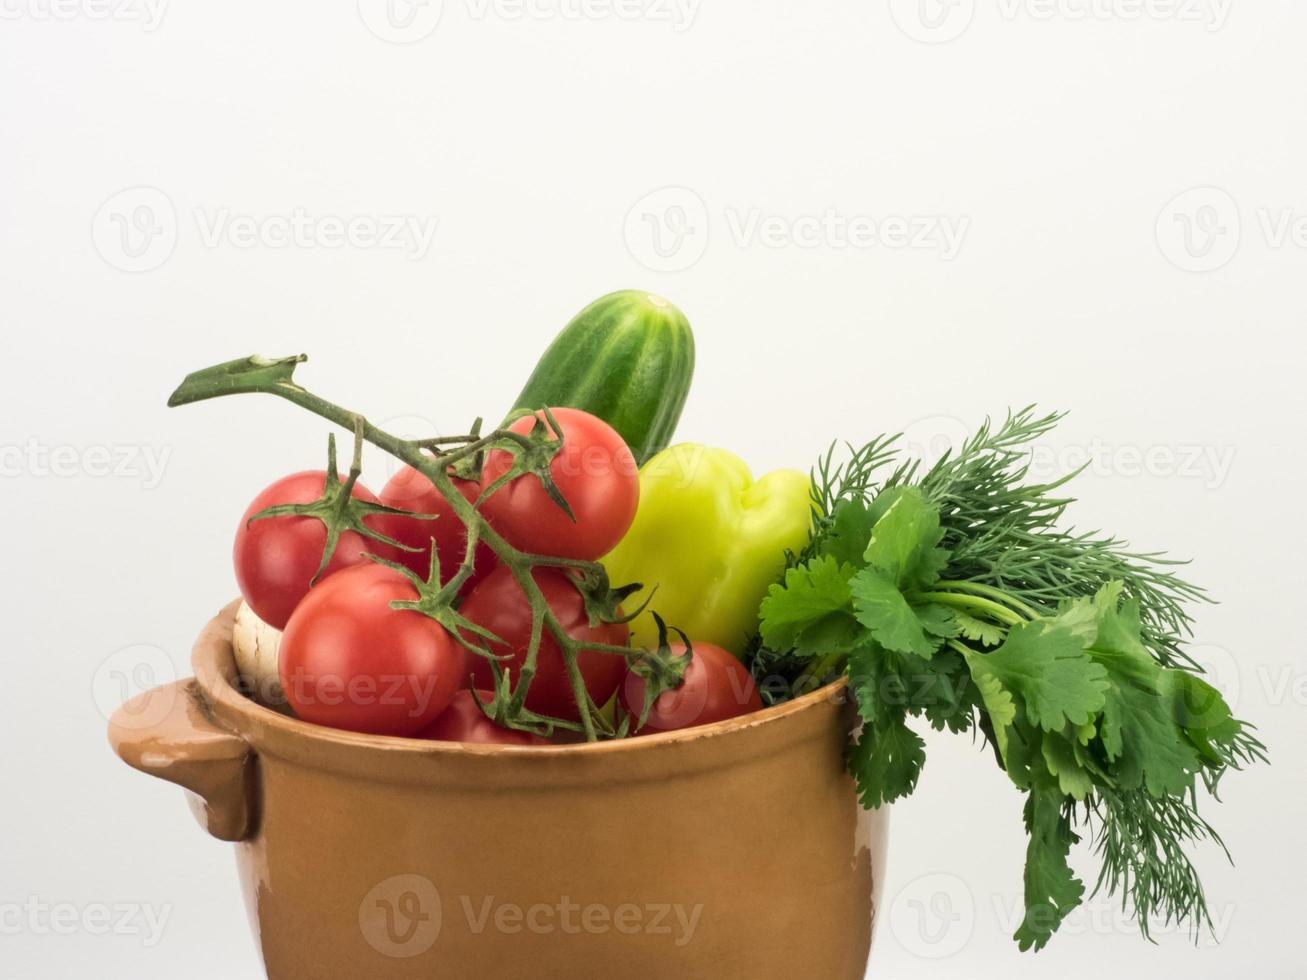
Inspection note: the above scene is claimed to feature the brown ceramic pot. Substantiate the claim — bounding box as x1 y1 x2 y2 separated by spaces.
109 601 888 979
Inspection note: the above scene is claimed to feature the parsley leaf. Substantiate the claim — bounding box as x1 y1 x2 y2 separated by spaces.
846 712 927 809
982 616 1109 732
758 556 859 657
1015 775 1085 951
861 487 950 591
850 572 939 658
815 498 877 568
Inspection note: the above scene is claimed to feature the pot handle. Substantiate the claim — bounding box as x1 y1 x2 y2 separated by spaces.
108 679 256 842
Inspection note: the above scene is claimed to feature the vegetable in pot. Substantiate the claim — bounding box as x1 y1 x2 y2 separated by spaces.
601 443 811 657
511 290 695 465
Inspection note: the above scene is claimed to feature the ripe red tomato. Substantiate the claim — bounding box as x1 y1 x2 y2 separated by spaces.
415 690 548 746
278 564 465 736
371 463 497 587
619 641 763 734
234 470 392 630
462 565 629 721
479 407 638 560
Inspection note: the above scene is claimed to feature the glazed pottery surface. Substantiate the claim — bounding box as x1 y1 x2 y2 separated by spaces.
109 601 889 979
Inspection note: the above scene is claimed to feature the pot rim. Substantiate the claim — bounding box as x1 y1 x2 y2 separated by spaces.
195 600 851 765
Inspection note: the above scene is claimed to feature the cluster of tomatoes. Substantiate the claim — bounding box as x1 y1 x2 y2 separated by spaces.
232 408 762 745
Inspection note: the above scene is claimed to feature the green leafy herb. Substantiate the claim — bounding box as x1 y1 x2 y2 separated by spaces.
754 409 1266 952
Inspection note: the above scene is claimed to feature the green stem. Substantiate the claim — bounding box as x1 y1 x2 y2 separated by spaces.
936 580 1044 620
918 591 1025 627
948 638 980 662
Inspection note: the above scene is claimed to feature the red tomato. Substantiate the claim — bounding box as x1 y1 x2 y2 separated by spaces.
619 642 763 734
371 464 497 587
462 565 629 721
479 407 638 560
415 690 548 746
278 564 465 736
234 470 392 630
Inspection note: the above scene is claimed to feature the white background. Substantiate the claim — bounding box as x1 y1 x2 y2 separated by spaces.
2 1 1304 977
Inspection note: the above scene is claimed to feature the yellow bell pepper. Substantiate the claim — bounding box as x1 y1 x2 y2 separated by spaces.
601 443 812 656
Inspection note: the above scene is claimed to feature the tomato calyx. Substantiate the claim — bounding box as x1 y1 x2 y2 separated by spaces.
474 407 576 521
536 560 650 628
618 613 693 735
476 671 584 739
372 521 507 664
247 426 424 583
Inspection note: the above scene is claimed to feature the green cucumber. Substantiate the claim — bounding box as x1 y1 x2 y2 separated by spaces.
512 290 695 464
